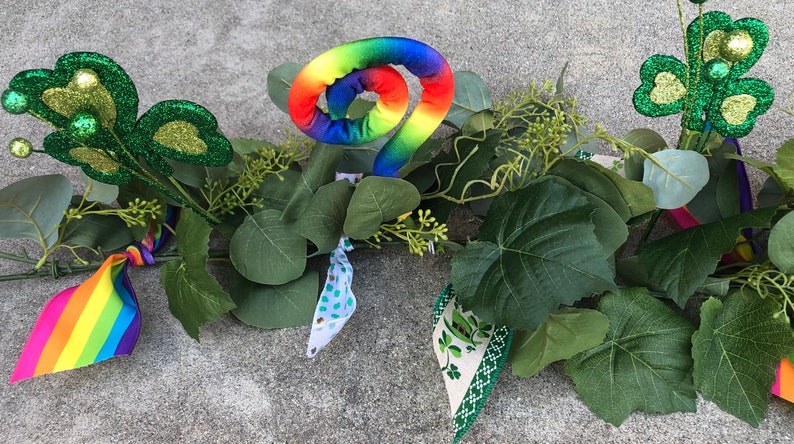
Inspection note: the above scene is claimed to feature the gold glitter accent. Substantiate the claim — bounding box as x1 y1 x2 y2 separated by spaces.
649 72 686 105
152 121 208 154
316 317 325 325
42 71 117 129
721 94 757 125
8 138 33 158
702 30 728 62
720 30 753 62
69 147 121 173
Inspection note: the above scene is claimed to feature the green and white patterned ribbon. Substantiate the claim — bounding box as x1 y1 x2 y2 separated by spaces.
432 284 513 443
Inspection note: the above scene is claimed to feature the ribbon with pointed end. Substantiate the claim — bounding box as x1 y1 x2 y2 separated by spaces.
9 209 177 383
432 284 512 443
772 355 794 402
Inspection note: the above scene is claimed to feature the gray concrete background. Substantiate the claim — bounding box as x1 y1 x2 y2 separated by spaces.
1 1 793 442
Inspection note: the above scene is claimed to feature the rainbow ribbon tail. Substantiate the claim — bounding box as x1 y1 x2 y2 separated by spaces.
9 208 175 384
10 253 142 383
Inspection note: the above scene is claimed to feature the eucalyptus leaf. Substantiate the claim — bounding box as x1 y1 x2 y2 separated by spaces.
768 211 794 274
757 176 785 208
230 209 307 285
549 159 631 222
638 207 776 307
509 307 609 378
293 180 354 254
686 140 737 224
0 174 72 249
566 288 697 427
343 176 420 239
253 167 302 212
450 177 617 330
622 128 668 181
282 143 343 221
692 290 794 427
643 149 709 209
230 270 319 329
80 172 118 204
592 161 656 219
267 62 302 114
61 210 134 251
444 71 492 129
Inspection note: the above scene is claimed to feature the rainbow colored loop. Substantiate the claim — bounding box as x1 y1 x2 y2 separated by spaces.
288 37 455 177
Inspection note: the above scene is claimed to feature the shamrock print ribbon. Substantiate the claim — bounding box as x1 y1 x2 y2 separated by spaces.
10 209 177 383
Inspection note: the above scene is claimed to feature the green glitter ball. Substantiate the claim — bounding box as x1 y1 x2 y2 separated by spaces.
1 89 28 114
704 58 731 83
689 0 708 4
8 137 33 158
69 112 100 140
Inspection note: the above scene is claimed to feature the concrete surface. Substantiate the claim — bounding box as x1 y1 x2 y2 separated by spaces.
1 1 793 442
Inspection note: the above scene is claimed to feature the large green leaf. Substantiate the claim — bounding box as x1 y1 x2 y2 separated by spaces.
253 167 302 212
444 71 491 129
230 209 307 285
160 209 236 340
591 162 656 219
450 177 617 330
768 211 794 274
282 143 343 221
565 288 697 427
509 307 609 378
549 159 631 221
61 206 134 251
643 149 709 209
692 290 794 427
0 174 73 248
230 270 318 329
683 140 737 224
293 180 354 254
638 207 776 307
266 62 302 114
343 176 420 239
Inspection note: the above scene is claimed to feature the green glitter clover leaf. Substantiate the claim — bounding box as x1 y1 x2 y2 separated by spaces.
633 11 774 139
2 52 232 222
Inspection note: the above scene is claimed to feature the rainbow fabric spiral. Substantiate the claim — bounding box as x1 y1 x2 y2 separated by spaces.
288 37 454 178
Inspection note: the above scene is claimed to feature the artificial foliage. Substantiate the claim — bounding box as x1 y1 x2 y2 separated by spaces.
1 1 794 441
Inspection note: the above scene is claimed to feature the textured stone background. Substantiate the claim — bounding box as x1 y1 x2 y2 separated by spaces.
1 1 793 442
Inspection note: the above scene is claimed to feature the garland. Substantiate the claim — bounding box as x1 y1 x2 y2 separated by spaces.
1 1 793 441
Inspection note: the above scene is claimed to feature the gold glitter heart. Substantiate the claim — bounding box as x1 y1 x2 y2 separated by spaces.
41 70 116 128
69 147 121 173
702 30 728 62
152 121 208 155
649 72 686 105
720 94 757 125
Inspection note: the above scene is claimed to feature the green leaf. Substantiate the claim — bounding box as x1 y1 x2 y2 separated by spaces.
592 162 657 219
343 176 420 239
643 149 710 209
253 167 302 212
266 62 302 114
160 260 236 340
444 71 492 129
61 206 134 251
768 211 794 274
509 307 609 378
230 270 319 329
0 174 73 248
728 140 794 194
160 209 236 340
639 207 776 307
282 143 343 221
230 209 307 285
451 177 617 330
692 290 794 427
686 140 738 224
80 172 118 204
565 288 697 427
293 180 354 254
549 159 631 222
621 128 668 181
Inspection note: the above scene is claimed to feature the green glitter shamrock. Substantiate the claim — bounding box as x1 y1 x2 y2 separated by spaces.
633 11 774 139
1 52 232 186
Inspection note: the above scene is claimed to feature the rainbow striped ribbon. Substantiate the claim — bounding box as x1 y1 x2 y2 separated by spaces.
9 210 176 383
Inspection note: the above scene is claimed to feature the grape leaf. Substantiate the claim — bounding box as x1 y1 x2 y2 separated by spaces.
451 177 617 330
160 209 236 340
509 307 609 378
638 207 776 307
692 290 794 427
0 174 72 248
565 288 697 426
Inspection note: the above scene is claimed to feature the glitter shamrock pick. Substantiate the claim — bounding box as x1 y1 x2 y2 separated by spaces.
2 52 232 221
633 11 774 139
